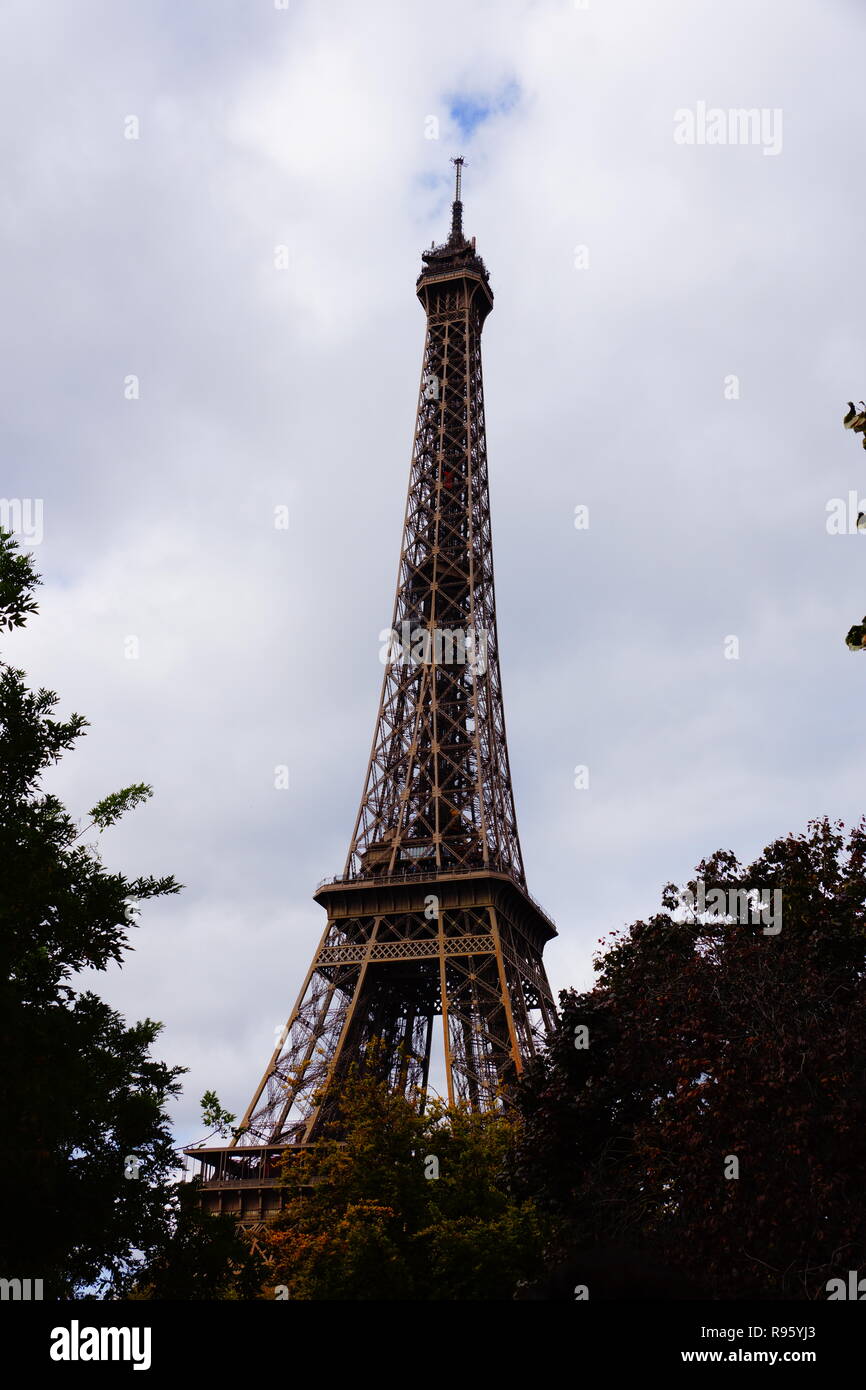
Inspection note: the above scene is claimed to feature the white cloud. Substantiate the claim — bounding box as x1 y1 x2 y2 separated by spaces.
2 0 865 1143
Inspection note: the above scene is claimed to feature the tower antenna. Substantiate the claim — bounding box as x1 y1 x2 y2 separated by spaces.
450 154 465 239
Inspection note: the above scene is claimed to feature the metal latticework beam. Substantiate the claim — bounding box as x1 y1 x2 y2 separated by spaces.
232 872 556 1148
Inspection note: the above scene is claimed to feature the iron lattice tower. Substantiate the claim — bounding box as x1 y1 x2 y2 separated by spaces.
188 161 557 1218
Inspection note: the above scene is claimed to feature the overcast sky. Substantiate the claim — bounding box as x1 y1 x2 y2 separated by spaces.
3 0 866 1153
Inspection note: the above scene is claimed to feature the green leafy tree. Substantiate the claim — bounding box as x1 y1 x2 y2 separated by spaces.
0 529 185 1296
514 818 866 1299
199 1089 237 1139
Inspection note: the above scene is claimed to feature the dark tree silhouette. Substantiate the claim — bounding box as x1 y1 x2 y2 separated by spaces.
514 818 866 1300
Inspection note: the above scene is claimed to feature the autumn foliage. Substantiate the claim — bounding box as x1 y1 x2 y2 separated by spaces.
258 1063 547 1300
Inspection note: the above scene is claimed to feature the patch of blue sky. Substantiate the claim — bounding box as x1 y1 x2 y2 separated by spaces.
448 80 521 138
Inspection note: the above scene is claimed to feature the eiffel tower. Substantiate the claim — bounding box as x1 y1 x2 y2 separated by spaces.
187 160 557 1220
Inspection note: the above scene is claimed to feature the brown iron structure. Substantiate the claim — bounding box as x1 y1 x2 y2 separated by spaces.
186 160 557 1221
